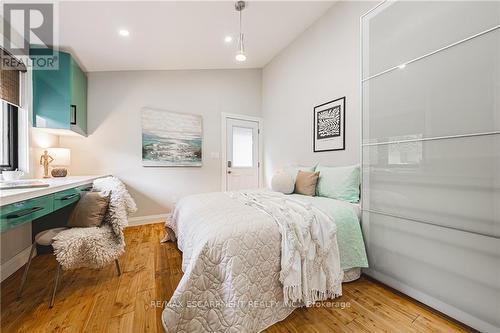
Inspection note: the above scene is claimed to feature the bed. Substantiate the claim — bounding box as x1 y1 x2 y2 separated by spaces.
162 190 368 333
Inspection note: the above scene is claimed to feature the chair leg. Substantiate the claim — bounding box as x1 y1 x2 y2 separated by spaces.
17 243 36 299
115 259 122 276
49 263 62 308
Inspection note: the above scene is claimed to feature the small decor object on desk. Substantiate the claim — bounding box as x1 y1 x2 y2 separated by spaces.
51 168 67 177
313 97 345 152
39 150 54 178
48 148 71 177
141 108 202 167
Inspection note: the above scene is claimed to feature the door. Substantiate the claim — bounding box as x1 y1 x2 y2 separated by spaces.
225 118 260 191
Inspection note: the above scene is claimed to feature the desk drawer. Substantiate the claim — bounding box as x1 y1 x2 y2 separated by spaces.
0 195 54 232
76 184 93 192
53 188 81 210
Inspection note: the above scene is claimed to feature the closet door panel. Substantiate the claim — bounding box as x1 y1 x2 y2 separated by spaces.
363 1 500 78
362 212 500 329
363 29 500 144
362 134 500 237
362 2 500 331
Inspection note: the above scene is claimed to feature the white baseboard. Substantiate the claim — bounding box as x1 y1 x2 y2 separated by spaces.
1 245 33 283
127 214 170 227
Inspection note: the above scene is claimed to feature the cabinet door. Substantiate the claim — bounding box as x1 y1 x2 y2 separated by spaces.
0 195 54 233
31 50 71 129
70 58 88 136
53 188 81 210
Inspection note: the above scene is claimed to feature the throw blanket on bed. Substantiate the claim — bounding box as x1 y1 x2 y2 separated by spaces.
231 191 343 306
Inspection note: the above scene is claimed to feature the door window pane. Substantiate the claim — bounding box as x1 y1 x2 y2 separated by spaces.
232 126 253 167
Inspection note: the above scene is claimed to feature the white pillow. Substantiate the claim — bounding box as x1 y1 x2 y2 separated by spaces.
271 171 294 194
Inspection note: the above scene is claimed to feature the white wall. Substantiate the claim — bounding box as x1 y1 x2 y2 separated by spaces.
262 1 375 184
60 69 262 218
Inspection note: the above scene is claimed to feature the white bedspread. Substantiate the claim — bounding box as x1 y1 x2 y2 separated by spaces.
162 191 345 332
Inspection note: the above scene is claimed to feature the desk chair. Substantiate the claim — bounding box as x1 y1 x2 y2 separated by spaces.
17 176 135 308
17 227 122 307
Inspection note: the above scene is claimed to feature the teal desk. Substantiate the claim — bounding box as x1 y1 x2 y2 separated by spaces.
0 176 104 233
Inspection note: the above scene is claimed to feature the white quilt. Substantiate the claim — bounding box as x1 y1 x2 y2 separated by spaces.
162 190 346 333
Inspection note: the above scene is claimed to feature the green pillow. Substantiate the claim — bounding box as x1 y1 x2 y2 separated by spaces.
315 165 360 203
283 165 316 181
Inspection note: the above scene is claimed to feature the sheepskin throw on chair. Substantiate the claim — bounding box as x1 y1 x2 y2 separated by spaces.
52 177 137 270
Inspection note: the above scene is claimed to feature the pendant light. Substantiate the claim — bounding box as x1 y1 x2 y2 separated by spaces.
235 1 247 62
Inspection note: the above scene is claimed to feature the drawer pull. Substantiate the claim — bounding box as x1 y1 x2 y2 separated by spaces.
6 207 44 219
59 193 79 201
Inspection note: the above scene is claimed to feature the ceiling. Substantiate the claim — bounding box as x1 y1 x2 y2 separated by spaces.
57 1 334 72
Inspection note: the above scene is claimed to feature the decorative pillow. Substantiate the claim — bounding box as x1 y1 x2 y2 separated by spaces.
315 165 360 202
271 171 294 194
283 165 316 182
67 191 111 228
294 170 320 196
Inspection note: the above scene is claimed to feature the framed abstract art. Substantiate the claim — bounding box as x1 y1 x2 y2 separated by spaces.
313 97 345 152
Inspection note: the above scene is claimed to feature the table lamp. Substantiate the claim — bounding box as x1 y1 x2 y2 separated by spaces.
48 148 71 177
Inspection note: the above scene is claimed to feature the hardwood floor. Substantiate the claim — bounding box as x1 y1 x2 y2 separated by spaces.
1 223 474 333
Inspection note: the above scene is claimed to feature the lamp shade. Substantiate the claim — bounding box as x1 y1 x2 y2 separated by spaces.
48 148 71 166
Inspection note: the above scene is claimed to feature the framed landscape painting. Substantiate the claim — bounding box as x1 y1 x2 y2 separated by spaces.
313 97 345 152
141 108 203 166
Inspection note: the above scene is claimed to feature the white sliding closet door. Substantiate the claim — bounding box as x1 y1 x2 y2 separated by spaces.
361 2 500 332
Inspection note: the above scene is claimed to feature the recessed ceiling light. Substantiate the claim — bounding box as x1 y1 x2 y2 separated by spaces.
398 63 406 69
119 29 130 37
224 36 232 43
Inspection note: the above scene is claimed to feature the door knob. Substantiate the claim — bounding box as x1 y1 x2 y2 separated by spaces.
227 170 232 174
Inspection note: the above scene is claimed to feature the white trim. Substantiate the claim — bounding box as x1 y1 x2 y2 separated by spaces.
362 24 500 82
364 269 497 333
359 6 365 213
360 0 387 19
362 130 500 147
0 245 33 283
127 213 170 227
364 209 499 239
220 112 263 191
359 2 387 214
18 64 32 175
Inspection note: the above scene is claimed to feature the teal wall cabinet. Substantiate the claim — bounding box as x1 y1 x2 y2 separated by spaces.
31 49 88 136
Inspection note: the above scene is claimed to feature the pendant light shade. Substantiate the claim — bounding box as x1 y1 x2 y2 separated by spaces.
235 32 246 61
235 1 247 62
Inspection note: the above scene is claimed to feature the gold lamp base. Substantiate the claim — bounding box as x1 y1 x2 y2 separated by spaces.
51 168 68 177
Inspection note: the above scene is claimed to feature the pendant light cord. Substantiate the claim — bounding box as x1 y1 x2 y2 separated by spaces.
238 5 244 53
